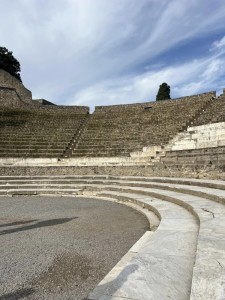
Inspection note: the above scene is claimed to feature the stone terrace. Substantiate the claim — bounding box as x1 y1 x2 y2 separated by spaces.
71 92 215 157
0 106 89 158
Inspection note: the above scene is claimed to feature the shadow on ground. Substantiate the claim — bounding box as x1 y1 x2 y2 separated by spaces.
0 288 34 300
82 264 139 300
0 217 77 235
0 220 38 228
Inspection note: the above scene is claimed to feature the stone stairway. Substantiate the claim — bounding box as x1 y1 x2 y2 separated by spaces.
62 114 90 158
0 175 224 300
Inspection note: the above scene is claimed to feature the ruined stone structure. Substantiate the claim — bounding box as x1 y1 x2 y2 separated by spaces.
1 69 225 173
0 70 220 165
0 69 225 299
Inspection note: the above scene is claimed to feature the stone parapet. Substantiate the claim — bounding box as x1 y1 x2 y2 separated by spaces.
95 91 216 112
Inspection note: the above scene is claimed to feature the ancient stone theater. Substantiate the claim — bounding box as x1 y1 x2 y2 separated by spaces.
0 68 225 299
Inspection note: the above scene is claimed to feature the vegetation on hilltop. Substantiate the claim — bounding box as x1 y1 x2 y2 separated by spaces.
0 46 22 82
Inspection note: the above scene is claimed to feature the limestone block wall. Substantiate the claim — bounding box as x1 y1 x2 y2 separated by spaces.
161 120 225 168
168 122 225 151
0 69 32 103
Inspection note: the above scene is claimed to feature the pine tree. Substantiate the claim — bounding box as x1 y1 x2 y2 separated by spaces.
0 46 22 82
156 83 170 101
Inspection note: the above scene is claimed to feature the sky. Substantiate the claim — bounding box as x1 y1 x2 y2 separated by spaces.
0 0 225 110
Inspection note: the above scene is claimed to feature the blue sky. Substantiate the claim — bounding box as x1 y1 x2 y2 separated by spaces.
0 0 225 109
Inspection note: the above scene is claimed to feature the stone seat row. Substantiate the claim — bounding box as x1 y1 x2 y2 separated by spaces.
0 91 214 159
93 99 209 115
0 145 65 150
0 106 89 158
0 153 61 158
91 105 207 118
161 146 225 168
0 129 79 136
193 95 225 126
0 136 73 143
0 175 224 300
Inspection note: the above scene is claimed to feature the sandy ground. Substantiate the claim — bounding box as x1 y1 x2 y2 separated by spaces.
0 196 149 300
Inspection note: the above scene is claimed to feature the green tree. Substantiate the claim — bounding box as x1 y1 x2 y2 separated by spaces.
156 82 171 101
0 46 22 82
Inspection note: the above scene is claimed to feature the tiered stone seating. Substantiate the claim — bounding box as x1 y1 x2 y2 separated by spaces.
161 145 225 169
161 90 225 169
0 106 89 158
0 175 224 300
192 89 225 126
72 92 215 157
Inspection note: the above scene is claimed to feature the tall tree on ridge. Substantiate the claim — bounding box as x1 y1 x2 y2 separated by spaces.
156 82 171 101
0 46 22 82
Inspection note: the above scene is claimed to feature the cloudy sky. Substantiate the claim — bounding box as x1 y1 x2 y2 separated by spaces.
0 0 225 109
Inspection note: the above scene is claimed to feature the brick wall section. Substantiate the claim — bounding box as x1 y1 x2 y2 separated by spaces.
0 69 32 103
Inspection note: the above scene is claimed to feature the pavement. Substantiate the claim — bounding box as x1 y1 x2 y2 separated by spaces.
0 196 148 300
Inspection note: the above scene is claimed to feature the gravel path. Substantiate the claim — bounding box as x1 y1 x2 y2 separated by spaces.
0 196 149 300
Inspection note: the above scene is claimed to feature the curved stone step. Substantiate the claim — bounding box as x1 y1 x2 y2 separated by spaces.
88 191 198 300
0 176 224 299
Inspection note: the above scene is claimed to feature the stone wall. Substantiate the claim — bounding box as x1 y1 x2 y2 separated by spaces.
0 87 27 107
33 99 56 105
166 122 225 151
95 91 216 112
0 69 32 103
0 164 224 180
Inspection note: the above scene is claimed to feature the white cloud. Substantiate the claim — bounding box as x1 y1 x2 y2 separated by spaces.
72 39 225 109
213 36 225 50
0 0 225 107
